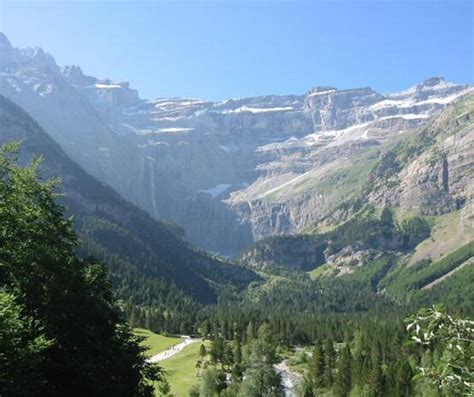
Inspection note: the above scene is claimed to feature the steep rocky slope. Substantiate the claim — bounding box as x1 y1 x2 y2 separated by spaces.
241 95 473 284
0 32 472 254
0 94 258 304
367 95 473 214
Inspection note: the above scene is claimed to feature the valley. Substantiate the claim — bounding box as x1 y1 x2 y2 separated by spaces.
1 76 472 395
0 16 472 397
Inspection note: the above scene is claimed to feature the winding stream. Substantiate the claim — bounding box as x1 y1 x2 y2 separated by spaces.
274 360 302 397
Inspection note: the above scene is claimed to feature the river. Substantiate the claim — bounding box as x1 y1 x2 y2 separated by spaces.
274 360 302 397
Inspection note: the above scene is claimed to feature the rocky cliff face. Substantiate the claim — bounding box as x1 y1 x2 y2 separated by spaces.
0 32 472 255
367 96 474 215
242 96 474 274
304 86 383 130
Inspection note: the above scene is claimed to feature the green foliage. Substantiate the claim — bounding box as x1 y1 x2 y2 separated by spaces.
416 264 474 313
0 289 53 396
0 144 160 396
199 368 227 396
406 306 474 395
369 341 384 396
324 338 336 388
334 343 352 397
309 341 325 388
210 336 225 365
189 384 200 397
157 378 172 396
324 206 428 255
400 217 431 249
244 205 431 274
200 344 208 360
238 364 283 397
386 241 474 301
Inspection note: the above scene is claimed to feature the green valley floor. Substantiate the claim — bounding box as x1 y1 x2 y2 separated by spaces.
135 328 210 396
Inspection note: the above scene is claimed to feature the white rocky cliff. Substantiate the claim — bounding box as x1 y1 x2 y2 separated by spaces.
0 33 472 254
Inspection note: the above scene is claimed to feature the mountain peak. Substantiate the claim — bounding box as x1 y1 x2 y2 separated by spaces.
420 76 447 87
62 65 97 86
310 86 337 93
0 33 15 69
0 32 12 49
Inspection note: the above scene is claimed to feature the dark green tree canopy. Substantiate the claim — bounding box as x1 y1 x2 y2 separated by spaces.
0 143 160 396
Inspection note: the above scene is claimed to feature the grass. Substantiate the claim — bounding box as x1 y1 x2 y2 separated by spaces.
286 348 311 375
133 328 182 357
156 340 211 396
308 263 330 280
261 146 379 203
382 241 474 303
313 150 379 197
408 210 472 266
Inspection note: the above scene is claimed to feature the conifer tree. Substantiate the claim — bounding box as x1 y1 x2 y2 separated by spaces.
369 341 384 396
335 343 352 397
310 340 325 388
324 338 336 388
200 343 207 361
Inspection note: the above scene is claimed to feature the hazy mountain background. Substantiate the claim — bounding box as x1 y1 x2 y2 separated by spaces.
0 32 472 257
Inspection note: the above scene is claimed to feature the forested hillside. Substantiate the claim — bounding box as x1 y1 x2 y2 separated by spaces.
0 94 259 333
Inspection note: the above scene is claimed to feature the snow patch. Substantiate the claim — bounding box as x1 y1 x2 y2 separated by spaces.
370 98 413 110
304 122 372 145
380 114 431 120
258 172 311 199
307 89 337 97
194 109 207 117
415 88 474 105
157 127 194 133
152 98 207 109
223 106 294 114
199 184 232 198
95 83 121 89
393 79 458 97
371 87 473 110
138 141 169 148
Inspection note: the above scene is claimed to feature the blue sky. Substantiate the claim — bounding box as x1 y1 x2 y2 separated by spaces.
0 1 472 100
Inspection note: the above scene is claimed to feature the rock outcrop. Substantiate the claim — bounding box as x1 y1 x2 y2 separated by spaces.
0 33 471 254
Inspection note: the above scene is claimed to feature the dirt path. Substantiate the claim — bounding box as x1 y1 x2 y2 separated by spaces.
147 337 200 363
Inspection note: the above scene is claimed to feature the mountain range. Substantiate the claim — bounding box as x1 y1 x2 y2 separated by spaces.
0 32 472 315
1 32 472 256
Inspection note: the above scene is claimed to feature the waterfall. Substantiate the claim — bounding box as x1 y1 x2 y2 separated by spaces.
148 158 158 217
